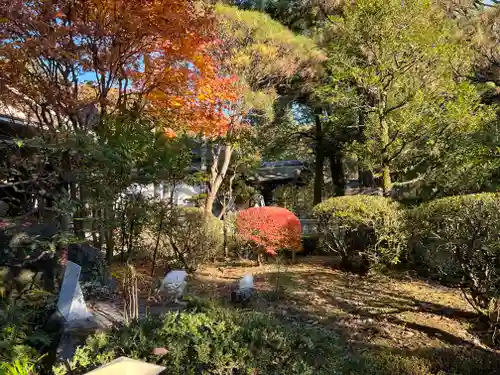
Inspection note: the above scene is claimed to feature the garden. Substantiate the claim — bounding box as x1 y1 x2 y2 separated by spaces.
3 1 500 374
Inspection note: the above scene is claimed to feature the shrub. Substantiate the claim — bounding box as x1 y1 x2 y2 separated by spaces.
235 207 302 262
164 207 223 272
410 193 500 331
221 212 246 258
0 358 38 375
313 196 407 267
0 292 56 371
54 298 341 375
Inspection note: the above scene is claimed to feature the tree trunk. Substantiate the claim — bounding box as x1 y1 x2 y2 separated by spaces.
75 184 88 240
382 164 392 194
223 217 228 258
126 209 136 262
359 169 374 188
217 173 236 220
329 148 345 197
381 118 392 194
205 143 233 218
257 252 263 266
313 112 324 205
356 103 374 189
104 205 115 265
71 183 85 239
98 208 104 250
379 90 392 194
150 205 166 278
91 208 99 248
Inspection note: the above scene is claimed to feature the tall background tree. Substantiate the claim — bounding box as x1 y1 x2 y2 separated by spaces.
201 3 324 216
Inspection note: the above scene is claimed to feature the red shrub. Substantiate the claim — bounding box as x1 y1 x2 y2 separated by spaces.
236 206 302 256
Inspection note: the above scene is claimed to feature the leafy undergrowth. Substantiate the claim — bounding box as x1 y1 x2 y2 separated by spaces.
56 298 342 375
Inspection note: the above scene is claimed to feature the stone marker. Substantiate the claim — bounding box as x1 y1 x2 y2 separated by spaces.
84 357 166 375
57 261 92 321
239 274 254 290
158 270 187 304
55 262 124 364
231 273 254 306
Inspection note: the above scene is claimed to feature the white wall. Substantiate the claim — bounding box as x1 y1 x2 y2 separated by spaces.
127 182 202 207
163 183 202 206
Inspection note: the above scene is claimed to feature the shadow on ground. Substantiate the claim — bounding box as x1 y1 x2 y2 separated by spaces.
187 259 500 374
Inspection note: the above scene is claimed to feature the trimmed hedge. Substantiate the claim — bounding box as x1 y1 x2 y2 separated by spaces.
409 193 500 320
313 196 407 267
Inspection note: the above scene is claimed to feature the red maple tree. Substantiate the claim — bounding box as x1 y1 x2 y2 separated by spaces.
0 0 237 136
236 206 302 258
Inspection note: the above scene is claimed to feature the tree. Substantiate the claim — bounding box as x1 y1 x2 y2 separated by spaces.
202 4 324 217
0 0 229 132
0 0 236 243
230 0 344 32
230 0 360 205
322 0 489 194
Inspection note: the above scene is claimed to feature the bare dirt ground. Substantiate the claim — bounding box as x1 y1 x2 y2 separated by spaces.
190 257 480 348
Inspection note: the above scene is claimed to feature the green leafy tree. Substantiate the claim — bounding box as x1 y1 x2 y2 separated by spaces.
202 4 324 216
322 0 492 193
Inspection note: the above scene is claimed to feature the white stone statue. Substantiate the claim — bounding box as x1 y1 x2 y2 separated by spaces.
231 274 254 305
239 274 254 290
158 270 187 304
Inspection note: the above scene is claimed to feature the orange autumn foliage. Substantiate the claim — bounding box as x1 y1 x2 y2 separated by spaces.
236 207 302 256
0 0 237 136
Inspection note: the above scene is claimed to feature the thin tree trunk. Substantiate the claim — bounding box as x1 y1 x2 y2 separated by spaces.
91 208 99 247
381 118 392 194
357 104 374 188
257 252 263 266
379 91 392 194
223 217 229 258
120 200 128 262
150 205 166 278
76 184 88 240
205 143 233 218
313 112 324 206
104 205 115 265
126 215 135 261
217 173 236 220
98 207 104 250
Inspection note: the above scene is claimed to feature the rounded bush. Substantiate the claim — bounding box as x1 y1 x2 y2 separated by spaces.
235 207 302 257
313 195 406 266
410 193 500 318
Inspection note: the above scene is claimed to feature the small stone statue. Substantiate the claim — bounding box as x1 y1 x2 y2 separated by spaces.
158 270 187 304
231 274 254 306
